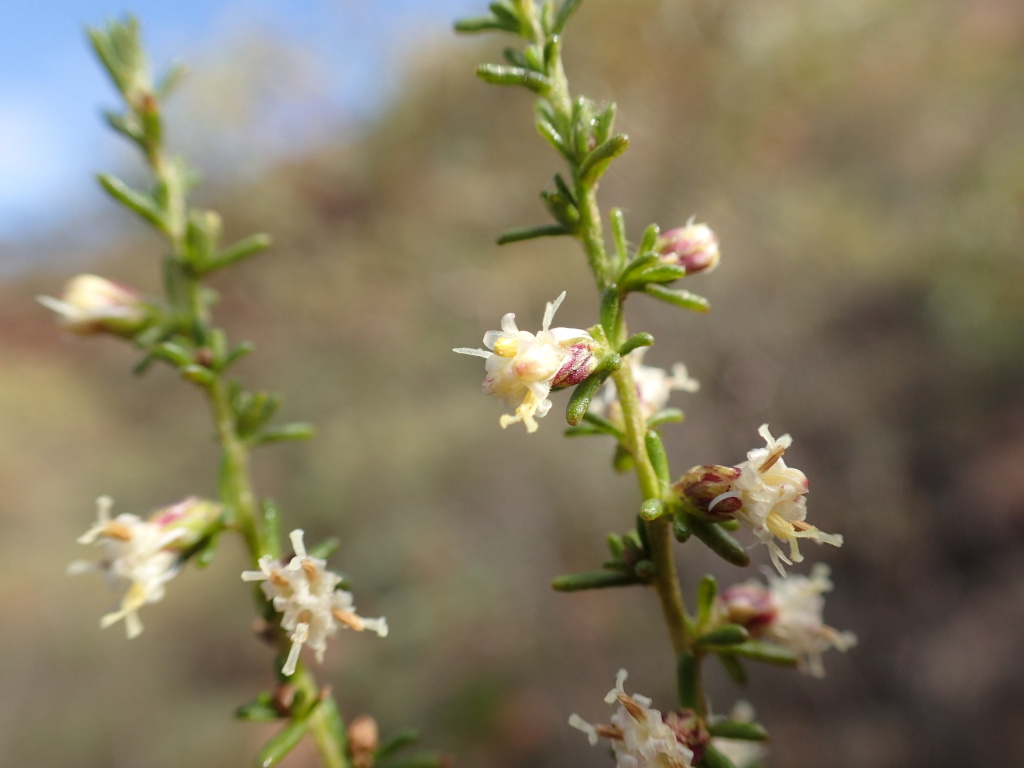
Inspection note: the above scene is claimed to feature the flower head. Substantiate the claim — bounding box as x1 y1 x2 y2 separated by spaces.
655 220 720 275
719 564 857 677
698 425 842 575
37 274 149 336
241 529 388 676
569 670 695 768
68 496 188 639
454 291 596 432
593 347 699 426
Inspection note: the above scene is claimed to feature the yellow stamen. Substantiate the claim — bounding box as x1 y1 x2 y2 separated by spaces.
618 693 647 722
493 337 519 357
759 446 786 473
332 609 366 631
596 724 625 740
104 521 133 541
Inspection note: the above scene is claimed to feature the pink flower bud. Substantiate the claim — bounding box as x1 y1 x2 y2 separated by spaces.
149 496 222 551
655 222 720 275
673 465 743 518
550 337 600 389
37 274 149 336
717 582 778 636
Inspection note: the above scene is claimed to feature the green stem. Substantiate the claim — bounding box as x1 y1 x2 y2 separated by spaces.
611 358 689 655
294 666 349 768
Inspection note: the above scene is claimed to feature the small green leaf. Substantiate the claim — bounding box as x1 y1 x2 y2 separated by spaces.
613 443 634 473
697 625 750 648
566 371 608 426
618 252 661 288
728 641 800 667
201 233 271 275
606 533 624 559
676 651 699 711
235 692 279 722
551 571 639 591
639 498 666 521
707 720 768 741
97 173 165 229
502 47 528 67
581 411 625 439
180 364 215 388
261 499 282 560
552 0 583 34
540 190 580 229
476 63 550 92
718 653 748 686
579 134 630 185
644 430 670 488
255 716 312 767
638 223 660 254
535 117 568 155
644 284 711 313
671 513 691 542
697 574 718 627
632 263 688 286
223 341 255 370
453 15 515 33
316 696 349 755
307 536 340 560
252 423 315 446
497 223 572 245
375 730 420 762
647 408 684 428
619 332 654 357
698 744 739 768
689 516 750 567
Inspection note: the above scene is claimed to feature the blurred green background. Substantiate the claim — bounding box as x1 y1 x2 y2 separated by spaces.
4 0 1024 766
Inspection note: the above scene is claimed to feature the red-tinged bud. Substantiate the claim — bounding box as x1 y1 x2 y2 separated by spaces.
656 222 720 275
673 464 742 519
551 337 600 389
717 582 778 636
37 274 150 336
148 496 222 551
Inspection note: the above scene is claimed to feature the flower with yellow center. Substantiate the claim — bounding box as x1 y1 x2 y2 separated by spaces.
454 291 596 432
710 424 842 575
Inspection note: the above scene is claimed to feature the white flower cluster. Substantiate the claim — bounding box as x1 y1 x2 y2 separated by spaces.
454 291 595 432
68 496 184 639
711 424 842 575
241 529 388 676
569 669 694 768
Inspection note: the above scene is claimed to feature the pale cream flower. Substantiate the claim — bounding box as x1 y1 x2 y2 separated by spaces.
569 669 695 768
454 291 595 432
593 347 699 425
37 274 147 336
241 529 388 676
68 496 184 639
710 425 842 575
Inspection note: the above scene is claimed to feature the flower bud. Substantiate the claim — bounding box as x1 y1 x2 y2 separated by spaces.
655 222 720 275
550 337 600 389
37 274 150 336
717 582 778 636
673 465 743 518
148 496 222 551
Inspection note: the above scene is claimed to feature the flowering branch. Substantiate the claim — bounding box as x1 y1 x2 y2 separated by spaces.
44 17 439 768
455 1 854 765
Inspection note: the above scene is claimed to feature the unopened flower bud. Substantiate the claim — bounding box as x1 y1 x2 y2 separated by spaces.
348 715 380 768
37 274 150 336
673 465 743 518
149 497 222 551
551 337 600 389
655 222 720 275
717 582 778 636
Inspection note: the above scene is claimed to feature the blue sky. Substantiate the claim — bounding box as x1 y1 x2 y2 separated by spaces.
0 0 483 242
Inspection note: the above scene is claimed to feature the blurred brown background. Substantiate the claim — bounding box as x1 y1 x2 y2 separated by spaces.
3 0 1024 765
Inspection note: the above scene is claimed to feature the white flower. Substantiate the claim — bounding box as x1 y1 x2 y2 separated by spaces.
241 529 388 676
763 563 857 678
710 424 842 576
569 669 694 768
454 291 595 433
593 347 699 425
68 496 184 639
37 274 147 336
